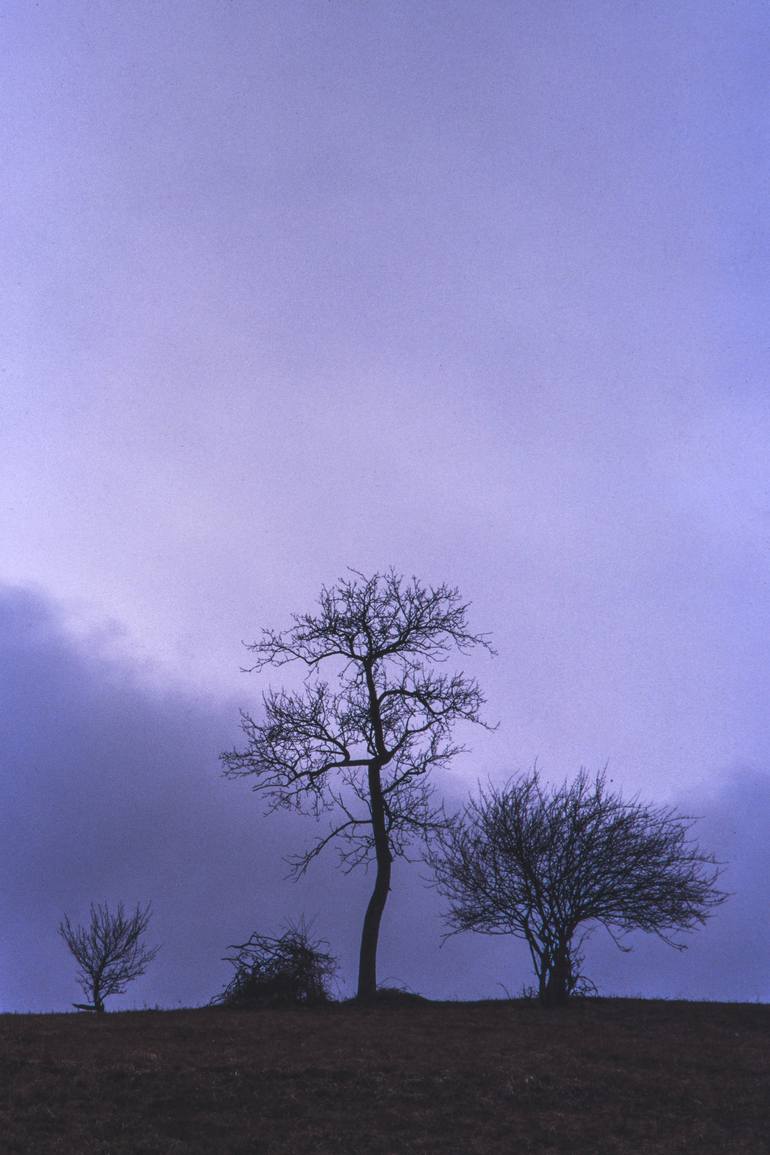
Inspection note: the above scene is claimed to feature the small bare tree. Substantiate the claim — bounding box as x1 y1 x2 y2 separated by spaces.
58 901 160 1013
221 569 494 1001
428 769 728 1007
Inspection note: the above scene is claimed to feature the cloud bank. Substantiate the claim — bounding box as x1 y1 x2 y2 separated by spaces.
1 585 767 1012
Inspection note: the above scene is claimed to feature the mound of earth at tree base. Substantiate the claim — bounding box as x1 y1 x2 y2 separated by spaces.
341 986 433 1008
2 998 768 1153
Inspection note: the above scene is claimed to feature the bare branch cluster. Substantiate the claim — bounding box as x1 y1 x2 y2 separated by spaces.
221 570 493 870
58 901 160 1013
241 569 494 672
213 919 337 1008
428 769 727 1006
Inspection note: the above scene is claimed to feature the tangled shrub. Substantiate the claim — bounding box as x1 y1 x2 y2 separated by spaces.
214 920 337 1008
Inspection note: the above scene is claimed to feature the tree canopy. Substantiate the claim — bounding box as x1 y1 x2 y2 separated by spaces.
429 769 727 1006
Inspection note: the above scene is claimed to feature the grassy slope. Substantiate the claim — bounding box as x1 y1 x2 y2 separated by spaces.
2 999 768 1154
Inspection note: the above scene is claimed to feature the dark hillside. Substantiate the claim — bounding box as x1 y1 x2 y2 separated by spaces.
2 999 768 1153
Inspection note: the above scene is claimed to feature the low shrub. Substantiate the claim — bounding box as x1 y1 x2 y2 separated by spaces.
213 920 337 1009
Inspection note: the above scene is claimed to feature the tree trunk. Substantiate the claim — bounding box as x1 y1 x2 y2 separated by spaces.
356 762 392 1001
541 941 570 1008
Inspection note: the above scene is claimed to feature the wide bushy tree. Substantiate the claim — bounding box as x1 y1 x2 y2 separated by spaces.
429 769 727 1006
221 569 493 1000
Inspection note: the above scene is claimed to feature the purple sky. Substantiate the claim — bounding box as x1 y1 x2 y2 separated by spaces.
1 2 768 1009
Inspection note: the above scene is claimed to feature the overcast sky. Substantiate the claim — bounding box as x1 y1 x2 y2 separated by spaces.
1 1 768 1010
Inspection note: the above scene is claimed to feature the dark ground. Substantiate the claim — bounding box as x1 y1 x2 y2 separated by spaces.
2 998 768 1153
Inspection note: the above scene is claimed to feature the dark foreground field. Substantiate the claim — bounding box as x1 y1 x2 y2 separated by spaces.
2 998 768 1154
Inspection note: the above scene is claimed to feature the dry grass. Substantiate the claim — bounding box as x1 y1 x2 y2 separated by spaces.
2 998 768 1153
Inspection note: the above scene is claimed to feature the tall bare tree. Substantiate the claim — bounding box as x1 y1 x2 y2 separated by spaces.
221 569 494 1000
429 769 727 1006
58 901 159 1013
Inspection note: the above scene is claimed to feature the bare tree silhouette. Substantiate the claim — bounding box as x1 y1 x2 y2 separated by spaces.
58 901 159 1013
429 769 728 1006
221 569 494 1001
